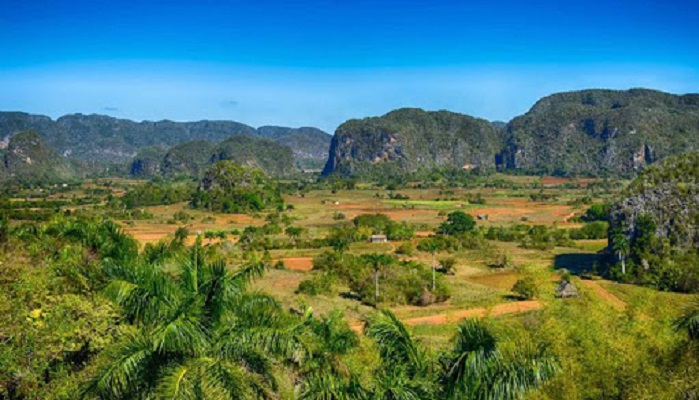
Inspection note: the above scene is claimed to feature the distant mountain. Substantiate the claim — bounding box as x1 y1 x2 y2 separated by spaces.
257 126 332 169
130 135 297 178
211 135 296 177
161 141 216 178
0 112 331 168
322 108 501 177
499 89 699 176
1 131 76 183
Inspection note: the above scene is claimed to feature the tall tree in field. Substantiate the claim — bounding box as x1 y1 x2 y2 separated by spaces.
611 229 630 275
418 238 442 291
363 253 394 304
328 227 354 261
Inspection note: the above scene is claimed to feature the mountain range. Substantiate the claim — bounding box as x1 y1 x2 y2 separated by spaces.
2 88 699 182
323 88 699 177
0 112 331 170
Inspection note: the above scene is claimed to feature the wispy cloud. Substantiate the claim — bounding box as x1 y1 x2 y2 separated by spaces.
102 106 119 112
220 100 239 108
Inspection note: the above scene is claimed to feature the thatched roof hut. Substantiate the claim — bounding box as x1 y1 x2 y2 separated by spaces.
555 280 579 298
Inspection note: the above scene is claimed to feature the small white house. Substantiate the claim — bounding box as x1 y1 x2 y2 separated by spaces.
370 234 388 243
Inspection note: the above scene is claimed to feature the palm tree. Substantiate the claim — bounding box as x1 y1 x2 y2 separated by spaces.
298 311 365 400
82 240 309 399
364 310 438 398
612 230 630 275
675 298 699 343
440 319 557 399
364 310 557 400
364 254 394 304
417 238 442 291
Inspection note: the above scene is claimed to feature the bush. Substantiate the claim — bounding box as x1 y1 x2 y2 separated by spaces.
438 257 457 274
512 277 539 300
297 273 337 296
395 242 414 256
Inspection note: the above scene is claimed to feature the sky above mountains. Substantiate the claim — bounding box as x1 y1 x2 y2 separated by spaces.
1 0 697 132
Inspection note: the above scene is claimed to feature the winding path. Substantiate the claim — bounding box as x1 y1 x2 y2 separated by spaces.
349 300 543 332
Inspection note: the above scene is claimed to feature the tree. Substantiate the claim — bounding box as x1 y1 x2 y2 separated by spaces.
439 211 476 235
82 241 306 399
327 227 354 261
285 226 305 248
441 319 557 399
174 226 189 244
611 227 630 275
675 299 699 344
418 238 443 291
363 311 556 399
363 253 394 304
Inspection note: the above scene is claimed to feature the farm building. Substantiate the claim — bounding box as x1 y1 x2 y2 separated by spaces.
555 280 579 298
370 234 388 243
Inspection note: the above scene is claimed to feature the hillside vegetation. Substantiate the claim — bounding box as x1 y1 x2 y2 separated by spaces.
607 152 699 291
1 131 76 184
323 108 501 177
500 89 699 176
0 112 330 168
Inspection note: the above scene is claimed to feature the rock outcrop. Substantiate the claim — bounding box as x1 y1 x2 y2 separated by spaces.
322 108 500 176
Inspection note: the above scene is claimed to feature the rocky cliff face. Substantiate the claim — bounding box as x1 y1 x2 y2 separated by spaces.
2 131 75 183
609 152 699 252
322 108 500 176
500 89 699 176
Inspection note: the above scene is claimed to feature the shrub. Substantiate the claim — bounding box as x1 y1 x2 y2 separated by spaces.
297 273 337 296
512 277 539 300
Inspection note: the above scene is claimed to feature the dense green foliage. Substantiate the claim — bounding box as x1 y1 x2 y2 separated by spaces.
190 161 284 213
439 211 476 235
211 135 297 177
308 251 450 306
118 180 196 208
161 141 215 178
323 108 501 177
607 152 699 291
1 131 77 184
501 89 699 176
352 213 415 240
0 112 330 169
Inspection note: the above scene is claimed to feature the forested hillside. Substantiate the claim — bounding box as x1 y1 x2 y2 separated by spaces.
322 108 501 177
499 89 699 176
0 112 330 168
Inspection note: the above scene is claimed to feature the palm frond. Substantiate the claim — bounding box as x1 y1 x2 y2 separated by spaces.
197 358 254 399
675 299 699 340
150 300 207 355
453 319 497 355
81 334 154 399
155 365 195 400
482 344 558 400
364 310 425 372
103 262 178 325
299 373 368 400
229 257 268 291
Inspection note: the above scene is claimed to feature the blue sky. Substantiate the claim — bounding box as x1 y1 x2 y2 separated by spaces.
1 0 698 132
